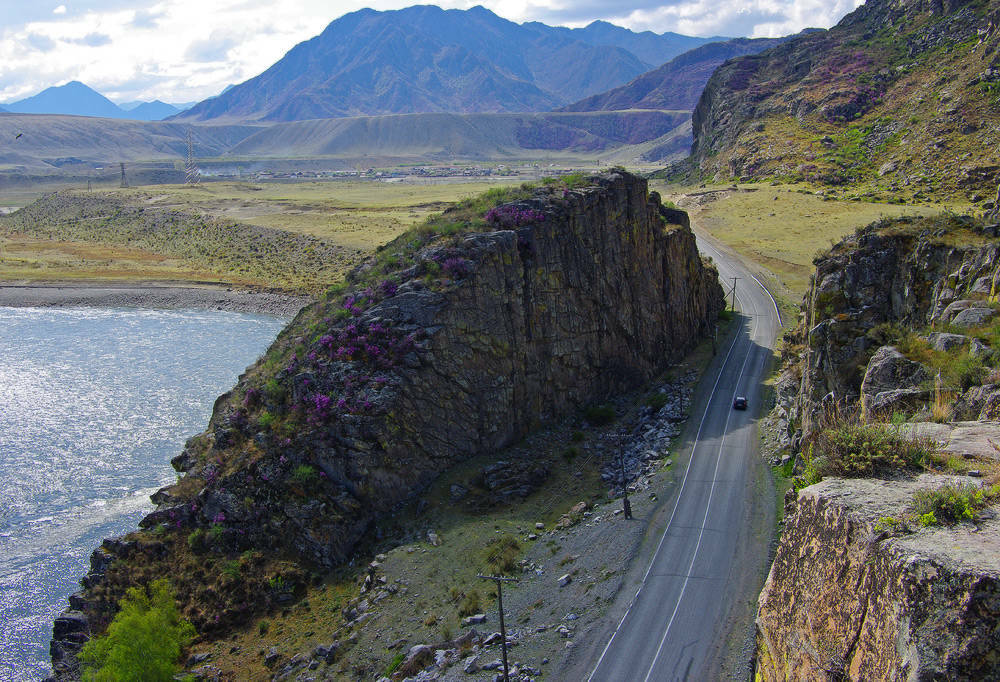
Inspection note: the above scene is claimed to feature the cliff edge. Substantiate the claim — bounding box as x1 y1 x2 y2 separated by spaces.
758 475 1000 680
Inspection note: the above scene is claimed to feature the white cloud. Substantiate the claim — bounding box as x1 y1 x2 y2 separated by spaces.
0 0 866 105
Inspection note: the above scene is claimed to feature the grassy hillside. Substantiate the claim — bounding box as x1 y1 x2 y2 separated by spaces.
689 0 1000 204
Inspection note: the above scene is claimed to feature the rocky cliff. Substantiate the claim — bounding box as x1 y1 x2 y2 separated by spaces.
50 170 724 676
762 212 1000 681
757 475 1000 680
689 0 1000 203
776 214 1000 444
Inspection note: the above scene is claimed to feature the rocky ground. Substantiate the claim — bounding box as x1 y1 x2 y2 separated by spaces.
0 282 311 318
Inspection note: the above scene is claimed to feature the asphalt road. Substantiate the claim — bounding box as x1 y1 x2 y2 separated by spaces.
584 235 782 681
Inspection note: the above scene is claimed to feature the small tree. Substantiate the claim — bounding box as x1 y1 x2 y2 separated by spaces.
79 579 195 681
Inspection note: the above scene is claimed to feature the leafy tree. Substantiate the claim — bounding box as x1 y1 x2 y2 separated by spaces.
79 579 195 681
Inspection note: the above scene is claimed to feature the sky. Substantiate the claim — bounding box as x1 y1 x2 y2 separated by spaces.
0 0 866 106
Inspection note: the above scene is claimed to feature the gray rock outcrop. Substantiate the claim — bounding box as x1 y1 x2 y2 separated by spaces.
859 346 930 417
757 476 1000 681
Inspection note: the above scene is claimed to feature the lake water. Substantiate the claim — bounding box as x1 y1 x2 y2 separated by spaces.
0 307 287 681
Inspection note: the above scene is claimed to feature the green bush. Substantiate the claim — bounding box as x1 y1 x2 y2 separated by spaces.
186 528 205 552
257 411 276 430
221 559 241 581
78 579 195 681
457 589 482 617
291 464 318 488
561 446 580 462
484 536 521 574
911 482 991 525
583 404 616 426
811 421 932 478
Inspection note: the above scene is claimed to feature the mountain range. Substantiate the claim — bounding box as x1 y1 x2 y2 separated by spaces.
3 81 184 121
174 5 724 123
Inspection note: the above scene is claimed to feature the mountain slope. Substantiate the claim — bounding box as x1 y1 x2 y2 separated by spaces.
561 36 795 112
175 6 676 123
226 110 690 159
0 115 261 166
689 0 1000 202
0 110 688 168
6 81 127 119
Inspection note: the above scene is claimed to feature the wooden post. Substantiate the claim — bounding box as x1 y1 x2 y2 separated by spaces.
477 574 519 682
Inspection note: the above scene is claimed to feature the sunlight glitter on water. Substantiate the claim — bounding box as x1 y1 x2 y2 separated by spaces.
0 306 286 681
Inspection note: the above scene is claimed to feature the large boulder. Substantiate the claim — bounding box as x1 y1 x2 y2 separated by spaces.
860 346 930 417
951 306 996 328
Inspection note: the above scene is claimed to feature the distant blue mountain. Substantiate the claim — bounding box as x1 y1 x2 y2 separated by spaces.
3 82 187 120
126 100 180 121
7 81 127 118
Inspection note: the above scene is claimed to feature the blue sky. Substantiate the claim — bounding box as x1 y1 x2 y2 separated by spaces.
0 0 865 105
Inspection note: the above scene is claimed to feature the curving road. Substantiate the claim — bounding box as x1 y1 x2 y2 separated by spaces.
583 234 782 681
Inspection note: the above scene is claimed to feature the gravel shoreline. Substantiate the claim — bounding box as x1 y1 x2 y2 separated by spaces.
0 282 312 318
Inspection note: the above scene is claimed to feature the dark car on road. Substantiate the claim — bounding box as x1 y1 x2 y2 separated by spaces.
733 396 748 410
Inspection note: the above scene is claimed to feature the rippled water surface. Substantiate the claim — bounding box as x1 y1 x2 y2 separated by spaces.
0 307 286 680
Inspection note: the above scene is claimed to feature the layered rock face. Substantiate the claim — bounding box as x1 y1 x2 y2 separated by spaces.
757 476 1000 680
51 171 724 674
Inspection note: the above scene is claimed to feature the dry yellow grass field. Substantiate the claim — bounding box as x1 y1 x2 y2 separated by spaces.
653 181 963 302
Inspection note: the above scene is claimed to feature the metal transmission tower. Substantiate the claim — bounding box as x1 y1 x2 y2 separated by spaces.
119 162 128 188
185 131 200 185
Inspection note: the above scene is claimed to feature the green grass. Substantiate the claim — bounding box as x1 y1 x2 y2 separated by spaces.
911 481 998 525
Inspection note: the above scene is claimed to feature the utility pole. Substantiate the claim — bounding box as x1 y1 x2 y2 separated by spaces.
119 162 128 188
617 433 632 519
477 574 519 682
730 276 740 312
